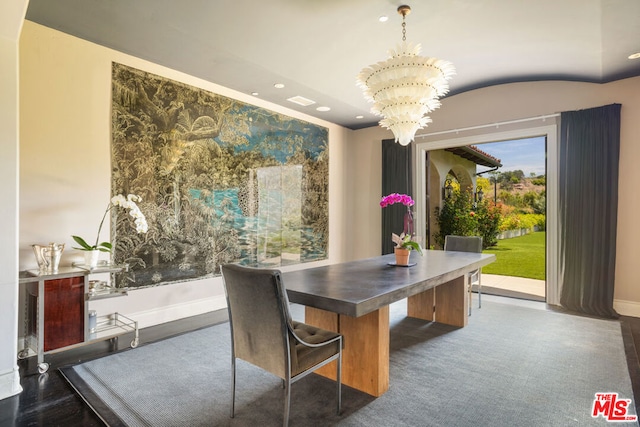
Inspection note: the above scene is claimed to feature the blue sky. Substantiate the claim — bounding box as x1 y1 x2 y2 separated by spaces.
476 136 546 177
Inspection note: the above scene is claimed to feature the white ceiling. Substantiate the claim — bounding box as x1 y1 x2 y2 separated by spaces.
25 0 640 129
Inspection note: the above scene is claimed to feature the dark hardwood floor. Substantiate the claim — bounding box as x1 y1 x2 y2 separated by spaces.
0 309 227 427
1 300 639 427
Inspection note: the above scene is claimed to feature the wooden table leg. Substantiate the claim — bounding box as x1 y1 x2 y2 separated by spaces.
407 287 435 321
434 275 468 327
305 306 390 397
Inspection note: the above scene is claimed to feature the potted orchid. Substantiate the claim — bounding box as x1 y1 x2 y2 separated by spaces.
379 192 415 209
380 193 423 265
392 232 423 254
72 194 148 268
391 232 423 265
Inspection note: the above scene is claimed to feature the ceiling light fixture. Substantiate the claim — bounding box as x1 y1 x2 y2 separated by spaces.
629 52 640 60
357 4 455 146
274 83 285 89
316 106 331 112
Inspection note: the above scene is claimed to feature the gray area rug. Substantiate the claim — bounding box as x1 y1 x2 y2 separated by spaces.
61 297 638 426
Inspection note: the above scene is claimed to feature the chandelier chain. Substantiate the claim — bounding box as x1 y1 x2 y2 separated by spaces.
402 17 407 41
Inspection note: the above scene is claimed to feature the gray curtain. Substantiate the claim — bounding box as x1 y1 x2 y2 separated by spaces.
381 139 413 255
559 103 621 318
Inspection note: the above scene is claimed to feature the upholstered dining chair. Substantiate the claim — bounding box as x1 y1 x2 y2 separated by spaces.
444 235 483 315
220 263 343 427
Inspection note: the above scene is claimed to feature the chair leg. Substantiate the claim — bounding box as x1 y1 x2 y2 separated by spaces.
337 350 342 414
283 380 291 427
230 357 236 418
468 274 473 316
478 270 482 308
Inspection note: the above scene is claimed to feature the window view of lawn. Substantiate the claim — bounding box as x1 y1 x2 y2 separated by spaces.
482 231 545 280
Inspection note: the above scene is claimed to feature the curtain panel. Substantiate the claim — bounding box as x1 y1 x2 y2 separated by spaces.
381 139 413 255
559 103 621 318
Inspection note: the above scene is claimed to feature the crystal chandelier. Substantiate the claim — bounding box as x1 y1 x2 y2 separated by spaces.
357 5 455 146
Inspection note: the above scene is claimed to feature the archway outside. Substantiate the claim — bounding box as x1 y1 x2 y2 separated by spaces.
426 146 500 249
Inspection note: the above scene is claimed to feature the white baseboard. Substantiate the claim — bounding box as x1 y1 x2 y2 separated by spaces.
128 295 227 329
614 299 640 318
0 366 22 401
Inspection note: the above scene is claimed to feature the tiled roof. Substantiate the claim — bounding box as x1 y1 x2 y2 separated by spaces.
445 145 502 168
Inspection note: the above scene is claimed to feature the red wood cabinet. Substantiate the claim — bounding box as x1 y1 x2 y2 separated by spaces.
19 265 135 373
43 276 85 351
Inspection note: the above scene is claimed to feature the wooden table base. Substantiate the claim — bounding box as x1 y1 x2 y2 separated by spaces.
303 275 467 397
407 275 468 327
305 305 389 397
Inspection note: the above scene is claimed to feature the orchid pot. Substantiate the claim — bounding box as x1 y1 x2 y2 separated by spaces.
394 247 411 266
84 249 101 269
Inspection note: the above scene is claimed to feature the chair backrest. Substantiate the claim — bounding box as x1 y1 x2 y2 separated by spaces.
444 235 483 253
221 263 292 379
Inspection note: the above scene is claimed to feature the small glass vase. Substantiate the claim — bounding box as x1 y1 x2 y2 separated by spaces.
403 208 414 237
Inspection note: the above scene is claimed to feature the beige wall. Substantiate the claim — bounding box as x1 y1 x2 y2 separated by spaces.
18 21 350 327
348 77 640 315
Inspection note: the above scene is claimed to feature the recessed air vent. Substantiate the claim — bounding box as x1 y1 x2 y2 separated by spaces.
287 96 316 107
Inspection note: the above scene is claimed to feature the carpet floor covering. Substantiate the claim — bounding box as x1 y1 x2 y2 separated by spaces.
61 297 638 426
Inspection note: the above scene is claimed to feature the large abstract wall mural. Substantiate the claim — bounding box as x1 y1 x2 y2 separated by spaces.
111 63 329 289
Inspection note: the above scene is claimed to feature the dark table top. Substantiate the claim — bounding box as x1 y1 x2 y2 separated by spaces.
283 251 495 317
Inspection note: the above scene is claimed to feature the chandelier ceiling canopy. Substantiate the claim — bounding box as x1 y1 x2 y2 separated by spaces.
357 5 455 146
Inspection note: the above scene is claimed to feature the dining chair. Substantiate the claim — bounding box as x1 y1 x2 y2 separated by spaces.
220 263 343 427
444 235 483 315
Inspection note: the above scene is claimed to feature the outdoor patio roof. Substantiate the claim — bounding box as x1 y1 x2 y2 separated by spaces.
445 145 502 168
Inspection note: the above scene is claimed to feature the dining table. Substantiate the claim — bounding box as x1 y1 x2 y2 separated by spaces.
282 250 496 397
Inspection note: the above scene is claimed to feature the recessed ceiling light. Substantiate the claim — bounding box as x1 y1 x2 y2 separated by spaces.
379 15 389 22
287 96 316 106
251 92 259 96
629 52 640 60
274 83 285 89
356 115 364 119
316 106 331 112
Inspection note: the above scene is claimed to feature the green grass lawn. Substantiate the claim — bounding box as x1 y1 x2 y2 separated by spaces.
482 231 545 280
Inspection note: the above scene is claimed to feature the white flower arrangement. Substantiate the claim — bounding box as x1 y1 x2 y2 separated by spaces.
72 194 148 252
111 194 149 234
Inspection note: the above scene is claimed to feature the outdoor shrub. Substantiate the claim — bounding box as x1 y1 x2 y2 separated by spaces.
434 189 476 247
532 176 546 186
530 213 546 230
475 200 502 248
434 186 547 248
434 189 502 249
499 213 545 232
500 214 522 231
523 190 546 214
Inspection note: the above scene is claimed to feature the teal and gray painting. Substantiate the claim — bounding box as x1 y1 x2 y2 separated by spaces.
111 63 328 288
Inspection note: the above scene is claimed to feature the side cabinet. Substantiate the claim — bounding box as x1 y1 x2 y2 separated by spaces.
18 264 139 373
43 276 85 351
